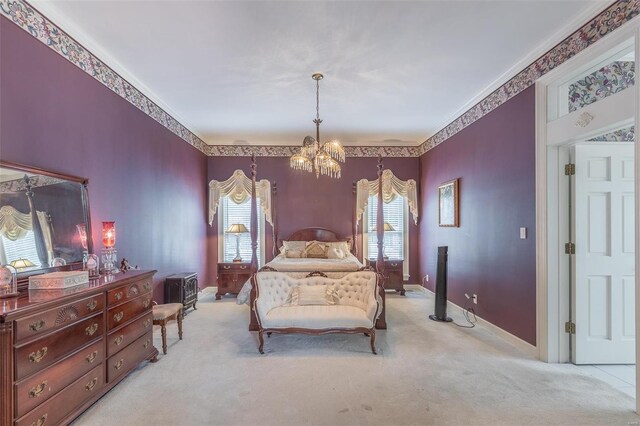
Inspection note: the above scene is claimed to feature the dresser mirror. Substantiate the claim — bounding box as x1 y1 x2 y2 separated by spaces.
0 161 92 289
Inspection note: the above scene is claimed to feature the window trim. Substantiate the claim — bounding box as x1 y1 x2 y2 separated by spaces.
217 197 266 266
362 195 410 281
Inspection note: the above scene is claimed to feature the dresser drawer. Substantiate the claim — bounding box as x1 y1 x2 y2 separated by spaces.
107 331 154 383
15 314 103 380
15 339 104 418
15 294 104 343
16 364 104 426
107 277 152 306
107 293 153 330
107 312 153 357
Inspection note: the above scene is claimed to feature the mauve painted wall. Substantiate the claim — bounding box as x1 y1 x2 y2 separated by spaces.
206 156 420 286
0 18 208 301
418 86 536 345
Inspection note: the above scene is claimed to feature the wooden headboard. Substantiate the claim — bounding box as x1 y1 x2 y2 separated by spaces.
281 227 354 254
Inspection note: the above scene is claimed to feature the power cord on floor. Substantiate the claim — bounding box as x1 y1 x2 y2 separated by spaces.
454 297 477 329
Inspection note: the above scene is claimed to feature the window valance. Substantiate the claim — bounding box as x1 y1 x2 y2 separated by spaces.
356 169 419 225
208 169 273 226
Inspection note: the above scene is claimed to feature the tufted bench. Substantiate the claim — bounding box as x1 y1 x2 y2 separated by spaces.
253 271 382 354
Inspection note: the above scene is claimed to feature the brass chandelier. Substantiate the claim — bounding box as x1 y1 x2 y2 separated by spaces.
290 73 345 179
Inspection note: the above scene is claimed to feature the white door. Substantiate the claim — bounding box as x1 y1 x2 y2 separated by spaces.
572 142 635 364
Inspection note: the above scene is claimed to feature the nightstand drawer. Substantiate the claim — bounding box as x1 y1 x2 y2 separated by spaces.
218 263 251 272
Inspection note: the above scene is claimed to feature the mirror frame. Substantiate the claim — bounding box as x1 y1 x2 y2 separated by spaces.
0 160 93 289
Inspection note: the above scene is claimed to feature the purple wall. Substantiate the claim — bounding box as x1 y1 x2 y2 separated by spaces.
418 86 536 345
207 156 420 286
0 18 208 302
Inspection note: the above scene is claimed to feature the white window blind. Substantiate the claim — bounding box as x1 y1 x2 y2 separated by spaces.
2 231 40 266
366 195 405 261
221 196 262 264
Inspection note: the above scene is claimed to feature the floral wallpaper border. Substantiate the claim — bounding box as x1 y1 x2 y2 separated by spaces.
1 0 638 158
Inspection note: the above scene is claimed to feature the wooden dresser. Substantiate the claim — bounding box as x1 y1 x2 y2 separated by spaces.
367 259 405 295
0 270 158 426
216 263 251 300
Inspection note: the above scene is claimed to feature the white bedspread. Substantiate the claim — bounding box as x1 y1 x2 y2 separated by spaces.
235 254 364 305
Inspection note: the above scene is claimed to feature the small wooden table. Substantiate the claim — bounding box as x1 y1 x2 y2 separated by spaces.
217 262 252 300
367 259 405 295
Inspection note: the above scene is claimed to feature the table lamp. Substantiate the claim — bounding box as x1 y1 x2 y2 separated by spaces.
227 223 249 262
371 222 396 259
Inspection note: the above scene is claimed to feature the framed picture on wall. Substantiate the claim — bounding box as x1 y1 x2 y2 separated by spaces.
438 178 459 227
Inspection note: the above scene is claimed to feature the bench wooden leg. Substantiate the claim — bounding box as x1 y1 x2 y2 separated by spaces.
177 311 183 340
161 323 168 355
258 330 265 354
369 329 377 355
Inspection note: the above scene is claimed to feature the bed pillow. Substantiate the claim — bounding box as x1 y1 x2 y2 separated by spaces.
281 241 308 258
284 249 303 258
303 241 329 259
289 285 336 306
328 241 351 255
327 246 345 259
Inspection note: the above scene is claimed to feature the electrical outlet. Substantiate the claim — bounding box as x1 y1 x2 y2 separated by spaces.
465 293 470 299
472 294 478 304
425 275 429 282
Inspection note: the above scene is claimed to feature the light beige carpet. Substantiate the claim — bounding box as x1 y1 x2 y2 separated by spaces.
73 287 637 425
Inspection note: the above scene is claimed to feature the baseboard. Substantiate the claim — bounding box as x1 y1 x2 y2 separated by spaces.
416 286 538 358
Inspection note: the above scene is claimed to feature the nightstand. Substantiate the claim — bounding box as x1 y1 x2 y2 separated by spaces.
367 259 405 295
217 262 252 300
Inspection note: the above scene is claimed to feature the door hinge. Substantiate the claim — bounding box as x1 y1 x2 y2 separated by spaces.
565 321 576 334
565 242 575 255
564 163 575 176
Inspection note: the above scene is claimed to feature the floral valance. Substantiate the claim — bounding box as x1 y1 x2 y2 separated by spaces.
208 170 273 226
356 169 419 225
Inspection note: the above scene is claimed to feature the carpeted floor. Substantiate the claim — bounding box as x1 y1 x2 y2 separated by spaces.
73 287 637 425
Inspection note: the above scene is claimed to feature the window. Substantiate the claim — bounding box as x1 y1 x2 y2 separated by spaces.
364 194 409 279
218 196 264 265
0 231 40 267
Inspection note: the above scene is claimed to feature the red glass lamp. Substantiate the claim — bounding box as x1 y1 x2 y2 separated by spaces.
102 222 116 248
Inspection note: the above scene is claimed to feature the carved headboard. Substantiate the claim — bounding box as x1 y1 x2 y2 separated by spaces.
280 227 354 254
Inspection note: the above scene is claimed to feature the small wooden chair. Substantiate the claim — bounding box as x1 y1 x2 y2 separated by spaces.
152 302 183 355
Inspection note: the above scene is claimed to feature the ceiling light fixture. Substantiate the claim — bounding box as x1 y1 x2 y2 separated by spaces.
290 73 345 179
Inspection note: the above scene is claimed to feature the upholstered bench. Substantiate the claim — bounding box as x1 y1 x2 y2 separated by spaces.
253 270 382 354
152 302 183 354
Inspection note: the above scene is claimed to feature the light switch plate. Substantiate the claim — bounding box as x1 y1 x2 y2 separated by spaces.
520 227 527 239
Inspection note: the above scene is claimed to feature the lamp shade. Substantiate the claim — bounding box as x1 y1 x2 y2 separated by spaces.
227 223 249 234
102 221 116 248
371 222 396 232
10 259 35 269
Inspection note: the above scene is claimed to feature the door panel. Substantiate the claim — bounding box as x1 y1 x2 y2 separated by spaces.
572 142 635 364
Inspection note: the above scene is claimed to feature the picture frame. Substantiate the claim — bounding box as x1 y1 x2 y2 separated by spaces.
438 178 459 227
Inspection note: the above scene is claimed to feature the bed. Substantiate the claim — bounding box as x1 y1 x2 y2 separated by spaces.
242 155 389 330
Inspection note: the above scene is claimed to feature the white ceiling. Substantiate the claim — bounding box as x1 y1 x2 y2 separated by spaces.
32 0 604 146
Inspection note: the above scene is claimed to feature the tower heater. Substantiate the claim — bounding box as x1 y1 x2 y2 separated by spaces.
429 246 452 322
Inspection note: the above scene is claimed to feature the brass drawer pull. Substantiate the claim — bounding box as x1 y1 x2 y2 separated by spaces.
143 298 151 308
240 266 247 269
114 359 124 370
129 285 139 297
143 319 151 328
390 263 398 267
114 335 124 346
86 350 98 363
28 380 48 398
85 377 98 391
143 282 151 291
223 265 230 269
29 319 46 332
30 413 47 426
87 300 98 311
113 311 124 323
114 291 123 301
29 347 47 363
143 339 151 349
85 323 99 336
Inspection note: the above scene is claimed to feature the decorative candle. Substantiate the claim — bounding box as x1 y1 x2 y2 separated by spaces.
102 221 116 248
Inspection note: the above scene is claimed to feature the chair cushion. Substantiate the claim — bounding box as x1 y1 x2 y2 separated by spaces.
262 305 373 329
152 303 182 320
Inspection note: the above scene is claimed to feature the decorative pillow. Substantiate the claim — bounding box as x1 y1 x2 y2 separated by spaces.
304 241 329 259
285 249 303 258
289 285 336 306
327 247 345 259
328 241 351 255
281 241 307 256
